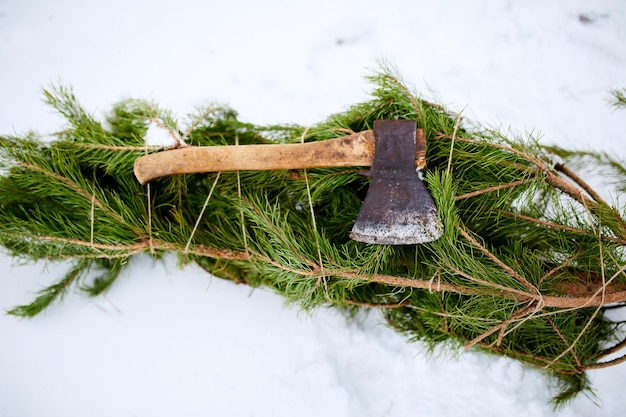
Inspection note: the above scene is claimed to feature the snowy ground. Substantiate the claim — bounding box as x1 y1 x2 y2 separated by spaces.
1 1 626 416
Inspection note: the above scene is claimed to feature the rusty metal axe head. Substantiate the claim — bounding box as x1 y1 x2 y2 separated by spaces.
349 120 443 245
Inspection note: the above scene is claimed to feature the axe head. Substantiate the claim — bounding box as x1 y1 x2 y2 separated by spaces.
350 120 443 245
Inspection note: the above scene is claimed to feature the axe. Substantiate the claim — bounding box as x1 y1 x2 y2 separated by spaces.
134 120 443 245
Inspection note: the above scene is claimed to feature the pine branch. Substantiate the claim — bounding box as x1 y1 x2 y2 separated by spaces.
1 70 625 404
7 259 90 317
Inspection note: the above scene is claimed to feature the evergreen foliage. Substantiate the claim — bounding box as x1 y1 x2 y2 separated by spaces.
610 88 626 109
1 69 625 405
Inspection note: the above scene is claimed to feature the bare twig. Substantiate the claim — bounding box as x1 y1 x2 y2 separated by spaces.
597 336 626 359
555 162 604 203
582 353 626 371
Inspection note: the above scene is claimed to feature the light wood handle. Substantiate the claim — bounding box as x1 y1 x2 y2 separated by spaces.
134 130 375 184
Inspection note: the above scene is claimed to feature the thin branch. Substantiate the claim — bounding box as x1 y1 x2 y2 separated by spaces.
434 132 603 210
582 353 626 371
244 199 318 269
19 161 145 237
343 299 411 309
2 232 250 261
538 250 580 287
64 143 168 151
328 127 356 135
181 106 223 142
6 228 626 308
5 233 148 252
547 317 583 369
385 73 422 124
496 209 626 245
449 328 579 374
146 116 186 147
454 178 538 201
456 224 538 294
597 336 626 359
464 302 537 349
435 292 449 333
554 163 605 203
443 262 534 299
496 301 543 346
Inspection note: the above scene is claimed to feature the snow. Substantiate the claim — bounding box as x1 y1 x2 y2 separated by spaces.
1 0 626 416
145 122 180 147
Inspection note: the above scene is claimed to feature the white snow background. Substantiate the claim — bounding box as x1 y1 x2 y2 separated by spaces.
1 1 626 416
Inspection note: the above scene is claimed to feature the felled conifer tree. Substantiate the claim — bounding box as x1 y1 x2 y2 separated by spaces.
1 69 625 405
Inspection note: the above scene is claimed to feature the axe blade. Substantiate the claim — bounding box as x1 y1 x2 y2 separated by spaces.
350 120 443 245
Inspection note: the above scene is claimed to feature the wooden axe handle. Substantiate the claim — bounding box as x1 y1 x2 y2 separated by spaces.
134 130 375 184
